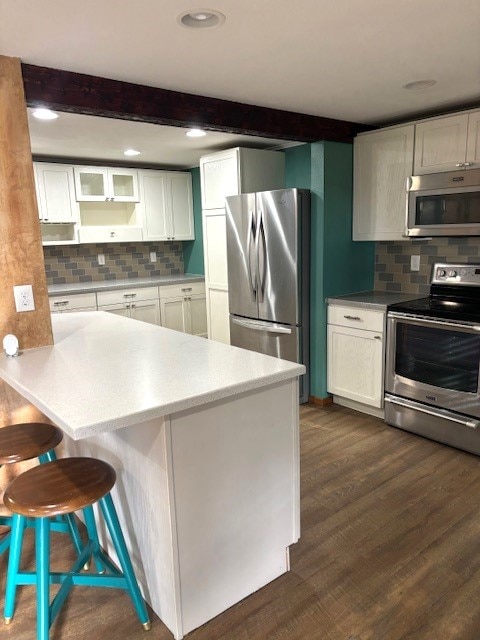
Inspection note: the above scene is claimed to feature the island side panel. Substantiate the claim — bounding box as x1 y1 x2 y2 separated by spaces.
64 416 182 639
169 378 300 636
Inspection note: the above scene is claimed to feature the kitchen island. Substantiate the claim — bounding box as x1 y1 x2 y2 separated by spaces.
0 312 304 639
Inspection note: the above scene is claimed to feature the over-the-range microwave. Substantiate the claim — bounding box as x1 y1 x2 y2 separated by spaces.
406 168 480 237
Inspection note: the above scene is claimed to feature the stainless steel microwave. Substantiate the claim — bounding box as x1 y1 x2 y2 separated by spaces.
406 168 480 237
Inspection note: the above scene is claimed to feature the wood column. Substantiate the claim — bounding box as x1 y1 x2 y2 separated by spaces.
0 55 52 350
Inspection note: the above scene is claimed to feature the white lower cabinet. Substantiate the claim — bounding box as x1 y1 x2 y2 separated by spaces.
327 304 385 409
159 282 207 337
49 292 97 314
97 286 161 326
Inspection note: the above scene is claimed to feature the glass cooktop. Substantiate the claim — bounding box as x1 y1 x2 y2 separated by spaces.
389 296 480 324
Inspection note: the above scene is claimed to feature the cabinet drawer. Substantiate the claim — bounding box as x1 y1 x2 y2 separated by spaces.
328 305 385 332
159 281 205 299
78 226 143 244
97 286 159 306
49 292 97 312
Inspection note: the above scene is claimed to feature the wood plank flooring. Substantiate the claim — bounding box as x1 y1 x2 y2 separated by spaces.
2 402 480 639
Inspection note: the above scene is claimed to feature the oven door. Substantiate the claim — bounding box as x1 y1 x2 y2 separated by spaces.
385 312 480 418
406 170 480 237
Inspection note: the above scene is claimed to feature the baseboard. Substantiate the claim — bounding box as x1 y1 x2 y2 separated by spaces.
308 395 333 407
333 395 385 419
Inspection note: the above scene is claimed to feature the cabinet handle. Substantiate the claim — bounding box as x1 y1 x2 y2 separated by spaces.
344 315 361 321
181 287 193 292
374 335 382 340
123 293 136 298
465 162 474 167
455 162 465 167
53 301 69 306
110 231 116 237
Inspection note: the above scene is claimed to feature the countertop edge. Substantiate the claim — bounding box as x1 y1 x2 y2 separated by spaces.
48 274 205 296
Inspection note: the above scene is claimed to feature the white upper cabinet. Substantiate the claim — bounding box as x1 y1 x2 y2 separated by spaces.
34 163 79 223
466 111 480 166
74 166 139 202
138 170 194 241
353 125 414 241
200 150 239 209
413 110 480 174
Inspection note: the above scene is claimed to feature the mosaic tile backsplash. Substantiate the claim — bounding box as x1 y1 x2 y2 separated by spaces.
44 242 184 285
375 238 480 295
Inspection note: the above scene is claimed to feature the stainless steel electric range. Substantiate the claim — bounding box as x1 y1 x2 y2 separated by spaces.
385 263 480 455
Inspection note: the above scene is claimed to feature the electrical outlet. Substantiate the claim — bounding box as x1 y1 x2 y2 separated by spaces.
97 254 106 266
411 255 420 271
150 251 157 263
13 285 35 312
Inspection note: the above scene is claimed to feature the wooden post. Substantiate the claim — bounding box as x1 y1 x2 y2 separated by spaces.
0 55 53 350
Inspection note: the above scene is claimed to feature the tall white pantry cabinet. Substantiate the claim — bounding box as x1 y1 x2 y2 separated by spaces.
199 148 285 343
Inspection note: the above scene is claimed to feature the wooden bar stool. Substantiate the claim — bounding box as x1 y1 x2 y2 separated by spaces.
0 423 84 557
3 457 151 639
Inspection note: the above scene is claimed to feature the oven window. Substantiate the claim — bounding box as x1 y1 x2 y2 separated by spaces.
415 192 480 226
395 323 480 392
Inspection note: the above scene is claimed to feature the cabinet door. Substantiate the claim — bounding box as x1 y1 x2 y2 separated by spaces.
130 300 161 325
138 170 170 240
108 168 139 202
160 297 187 332
466 111 480 167
414 115 468 174
207 288 230 344
188 295 207 337
74 167 109 201
353 126 414 241
34 163 79 222
169 173 194 240
200 150 239 209
99 303 131 318
327 324 384 408
203 211 228 287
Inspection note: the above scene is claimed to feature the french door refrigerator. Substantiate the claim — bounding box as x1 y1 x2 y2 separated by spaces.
225 188 310 403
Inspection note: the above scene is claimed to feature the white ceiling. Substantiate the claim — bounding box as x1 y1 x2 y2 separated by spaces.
1 0 479 126
27 109 293 168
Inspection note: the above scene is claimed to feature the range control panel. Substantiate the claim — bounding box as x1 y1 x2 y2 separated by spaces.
432 263 480 286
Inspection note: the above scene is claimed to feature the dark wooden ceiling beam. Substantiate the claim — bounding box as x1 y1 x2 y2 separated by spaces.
21 63 369 143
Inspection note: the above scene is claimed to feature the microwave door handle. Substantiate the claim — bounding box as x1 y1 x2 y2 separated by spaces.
405 177 413 236
385 395 480 429
247 210 257 299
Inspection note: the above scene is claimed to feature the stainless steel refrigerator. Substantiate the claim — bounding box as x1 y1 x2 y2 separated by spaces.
225 188 310 403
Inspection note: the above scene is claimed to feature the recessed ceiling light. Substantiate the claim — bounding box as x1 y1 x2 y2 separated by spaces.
403 80 437 91
178 9 226 29
124 149 141 156
32 108 59 120
186 128 207 138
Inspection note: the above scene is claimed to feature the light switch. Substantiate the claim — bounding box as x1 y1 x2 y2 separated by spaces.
411 255 420 271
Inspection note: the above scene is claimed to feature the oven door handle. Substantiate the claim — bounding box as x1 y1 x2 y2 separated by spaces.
388 311 480 332
385 394 480 429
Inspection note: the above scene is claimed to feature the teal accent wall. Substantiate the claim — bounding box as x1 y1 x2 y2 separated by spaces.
182 167 204 275
285 142 375 399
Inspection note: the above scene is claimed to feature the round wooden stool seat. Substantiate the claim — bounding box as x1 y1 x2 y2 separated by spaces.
4 457 116 518
0 423 63 465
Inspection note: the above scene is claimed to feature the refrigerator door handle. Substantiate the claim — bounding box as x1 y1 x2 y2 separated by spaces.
231 316 292 334
247 210 257 299
256 210 267 303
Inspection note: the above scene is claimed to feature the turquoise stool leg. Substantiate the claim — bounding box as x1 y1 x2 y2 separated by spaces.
4 513 26 623
83 505 106 573
36 518 51 640
99 493 151 629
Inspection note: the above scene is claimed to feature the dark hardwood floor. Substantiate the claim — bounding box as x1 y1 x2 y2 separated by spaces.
2 403 480 639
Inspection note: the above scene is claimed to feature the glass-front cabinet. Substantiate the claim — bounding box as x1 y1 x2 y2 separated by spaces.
74 167 139 202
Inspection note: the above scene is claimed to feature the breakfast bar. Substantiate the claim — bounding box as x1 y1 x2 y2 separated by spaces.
0 312 304 639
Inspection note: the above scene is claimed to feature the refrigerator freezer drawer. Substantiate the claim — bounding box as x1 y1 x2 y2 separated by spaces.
230 315 307 402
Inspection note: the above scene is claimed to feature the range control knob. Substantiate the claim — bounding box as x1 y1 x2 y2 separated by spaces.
447 270 457 278
437 269 447 278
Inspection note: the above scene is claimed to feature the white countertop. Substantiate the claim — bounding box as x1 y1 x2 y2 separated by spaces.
327 291 423 311
0 313 304 440
48 274 204 296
